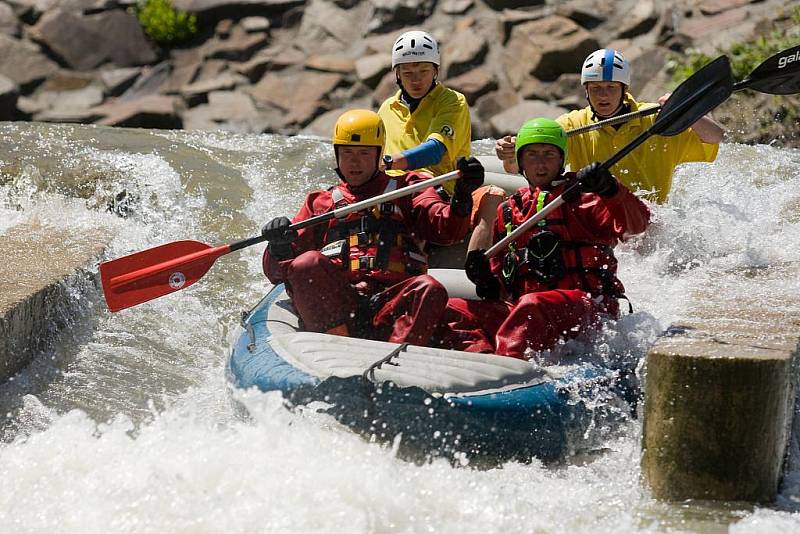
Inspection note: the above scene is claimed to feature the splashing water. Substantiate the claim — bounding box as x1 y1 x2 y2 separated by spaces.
1 122 799 532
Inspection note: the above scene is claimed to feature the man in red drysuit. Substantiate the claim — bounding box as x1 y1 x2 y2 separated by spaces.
261 109 483 346
437 118 650 360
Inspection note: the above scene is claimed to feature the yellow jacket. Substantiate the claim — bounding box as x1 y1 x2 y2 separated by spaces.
557 94 719 203
378 83 471 195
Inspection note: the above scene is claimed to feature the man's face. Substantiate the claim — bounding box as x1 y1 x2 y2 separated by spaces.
396 62 437 98
337 145 379 186
519 144 563 187
585 81 625 117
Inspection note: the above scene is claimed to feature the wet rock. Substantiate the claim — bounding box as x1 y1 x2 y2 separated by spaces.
446 68 497 105
33 84 104 112
300 106 345 137
547 73 582 101
489 99 568 137
99 67 142 97
499 7 551 43
94 94 183 129
554 0 608 29
519 77 550 100
160 62 199 95
241 15 271 32
675 7 752 54
183 89 274 132
34 107 104 123
201 24 269 61
180 71 244 105
298 0 365 53
61 0 119 12
30 10 157 70
360 32 397 56
15 95 43 116
249 70 343 127
39 70 95 92
106 188 140 217
194 59 231 82
172 0 306 19
0 74 19 119
441 0 472 15
443 30 488 79
699 0 753 16
629 46 669 100
235 45 306 82
118 62 173 101
475 88 520 122
305 54 356 74
504 15 599 86
615 0 659 39
484 0 543 10
0 2 19 36
0 34 58 91
368 0 437 33
355 53 391 88
372 70 397 106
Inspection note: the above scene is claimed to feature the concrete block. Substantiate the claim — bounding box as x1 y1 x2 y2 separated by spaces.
0 223 111 382
641 268 800 502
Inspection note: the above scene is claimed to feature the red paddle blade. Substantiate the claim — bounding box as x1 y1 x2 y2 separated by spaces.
100 240 231 312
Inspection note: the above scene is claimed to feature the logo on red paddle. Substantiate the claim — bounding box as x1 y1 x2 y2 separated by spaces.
169 272 186 289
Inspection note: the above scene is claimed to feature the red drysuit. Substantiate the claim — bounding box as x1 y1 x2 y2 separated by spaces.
435 175 650 359
263 171 470 345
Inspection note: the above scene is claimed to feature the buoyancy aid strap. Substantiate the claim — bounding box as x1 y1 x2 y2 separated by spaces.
535 191 548 227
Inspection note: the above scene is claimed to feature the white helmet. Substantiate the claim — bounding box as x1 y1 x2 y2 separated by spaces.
391 30 440 68
580 49 631 86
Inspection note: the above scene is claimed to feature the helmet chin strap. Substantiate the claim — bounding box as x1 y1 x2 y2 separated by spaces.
334 167 381 185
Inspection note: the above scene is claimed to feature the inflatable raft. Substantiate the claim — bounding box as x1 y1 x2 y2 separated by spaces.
227 268 635 465
226 158 635 464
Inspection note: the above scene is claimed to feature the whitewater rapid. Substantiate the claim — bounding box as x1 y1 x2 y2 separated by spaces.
1 122 799 532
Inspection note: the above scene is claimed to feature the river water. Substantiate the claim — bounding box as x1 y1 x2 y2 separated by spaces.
1 121 799 532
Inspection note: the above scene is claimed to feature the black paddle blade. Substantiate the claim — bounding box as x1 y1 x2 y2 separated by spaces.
656 55 734 136
736 45 800 95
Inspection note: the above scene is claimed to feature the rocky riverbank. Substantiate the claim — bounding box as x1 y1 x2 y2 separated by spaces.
0 0 797 145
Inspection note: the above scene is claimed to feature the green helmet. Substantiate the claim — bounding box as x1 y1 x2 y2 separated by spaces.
515 118 568 170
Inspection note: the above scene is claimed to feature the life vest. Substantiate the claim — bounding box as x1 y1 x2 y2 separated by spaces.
497 181 625 300
319 179 428 285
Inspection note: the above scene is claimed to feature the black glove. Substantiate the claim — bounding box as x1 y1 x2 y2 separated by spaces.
456 156 485 192
451 157 484 217
262 216 297 260
465 249 501 300
576 162 618 197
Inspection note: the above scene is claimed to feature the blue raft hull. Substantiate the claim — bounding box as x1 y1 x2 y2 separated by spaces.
227 283 633 465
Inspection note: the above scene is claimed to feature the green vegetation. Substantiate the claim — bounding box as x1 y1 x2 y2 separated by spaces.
132 0 198 46
665 5 800 147
668 5 800 82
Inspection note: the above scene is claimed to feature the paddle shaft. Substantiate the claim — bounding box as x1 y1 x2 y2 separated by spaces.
566 77 770 137
230 169 461 253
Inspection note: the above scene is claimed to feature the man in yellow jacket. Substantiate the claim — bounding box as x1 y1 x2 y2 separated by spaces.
379 30 506 251
495 48 724 203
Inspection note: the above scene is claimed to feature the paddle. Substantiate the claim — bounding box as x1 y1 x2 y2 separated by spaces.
101 169 461 312
486 55 734 259
567 44 800 136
